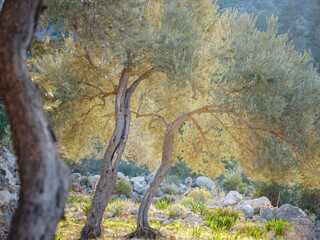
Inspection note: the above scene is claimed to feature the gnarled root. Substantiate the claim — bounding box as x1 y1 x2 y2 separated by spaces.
124 226 166 239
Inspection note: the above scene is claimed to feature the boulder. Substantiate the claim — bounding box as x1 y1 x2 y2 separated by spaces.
146 172 156 183
117 172 125 180
195 176 215 190
252 197 272 214
223 191 243 207
133 181 145 194
260 206 275 221
237 205 254 219
184 177 192 187
155 189 164 198
70 182 83 192
0 146 19 240
71 173 81 182
283 217 315 240
275 204 307 222
87 175 100 189
131 176 145 183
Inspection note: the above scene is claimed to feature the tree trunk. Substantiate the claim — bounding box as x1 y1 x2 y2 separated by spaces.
80 68 132 239
126 128 175 239
0 1 70 240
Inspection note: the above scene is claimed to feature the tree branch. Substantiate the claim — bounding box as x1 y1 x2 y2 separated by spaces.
210 112 255 154
189 116 210 153
127 68 155 98
133 111 169 127
84 46 117 89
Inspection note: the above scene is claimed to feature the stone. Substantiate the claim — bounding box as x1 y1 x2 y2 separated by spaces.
87 175 100 189
237 205 254 219
133 181 145 194
129 206 139 215
223 191 243 207
195 176 215 190
314 221 320 240
71 173 81 181
252 197 272 214
131 176 145 183
275 204 307 222
283 217 315 240
70 182 82 192
252 215 267 223
184 177 192 187
260 206 275 221
155 189 163 198
72 212 81 220
119 194 127 200
146 172 156 183
0 146 19 240
110 195 118 200
162 219 171 225
105 212 113 218
117 172 125 180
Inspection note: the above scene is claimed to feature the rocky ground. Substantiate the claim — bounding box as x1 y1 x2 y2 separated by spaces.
0 148 319 239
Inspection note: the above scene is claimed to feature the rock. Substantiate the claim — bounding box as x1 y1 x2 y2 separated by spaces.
87 175 100 189
184 177 192 187
72 212 81 220
0 146 19 240
162 219 171 225
223 191 243 207
119 194 127 200
146 172 156 183
275 204 307 222
283 217 315 240
260 206 275 221
155 189 163 198
129 206 139 215
252 197 272 214
110 195 118 201
117 172 125 180
70 182 82 192
133 181 145 194
195 176 215 190
131 191 140 201
131 176 145 183
314 221 320 240
238 205 254 219
71 173 81 181
252 215 267 223
105 212 113 218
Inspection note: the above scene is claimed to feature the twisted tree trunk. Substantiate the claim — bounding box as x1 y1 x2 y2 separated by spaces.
0 1 70 240
80 68 132 239
126 127 175 239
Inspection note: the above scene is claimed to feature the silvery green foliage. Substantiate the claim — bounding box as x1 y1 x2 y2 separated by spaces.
211 12 320 185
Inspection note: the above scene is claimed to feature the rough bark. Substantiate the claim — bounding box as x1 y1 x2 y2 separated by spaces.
126 106 214 239
125 128 175 239
0 1 70 240
79 68 132 239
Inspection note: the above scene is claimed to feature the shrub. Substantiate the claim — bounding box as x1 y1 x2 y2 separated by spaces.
245 226 267 239
114 180 132 197
80 176 89 186
264 219 293 236
187 187 212 204
163 185 176 195
253 181 293 206
82 203 91 216
207 206 243 221
165 174 182 185
118 159 150 177
221 167 246 192
160 194 177 203
296 187 320 217
180 197 194 206
206 215 237 231
166 208 181 219
154 199 170 210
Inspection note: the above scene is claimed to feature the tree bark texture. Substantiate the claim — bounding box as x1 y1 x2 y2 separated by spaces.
0 1 70 240
126 128 175 239
80 68 133 239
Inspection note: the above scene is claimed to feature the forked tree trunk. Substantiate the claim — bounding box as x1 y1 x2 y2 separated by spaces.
126 128 175 239
80 68 132 239
0 1 70 240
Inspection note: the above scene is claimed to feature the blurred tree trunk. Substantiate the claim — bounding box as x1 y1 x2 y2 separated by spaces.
0 1 70 239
